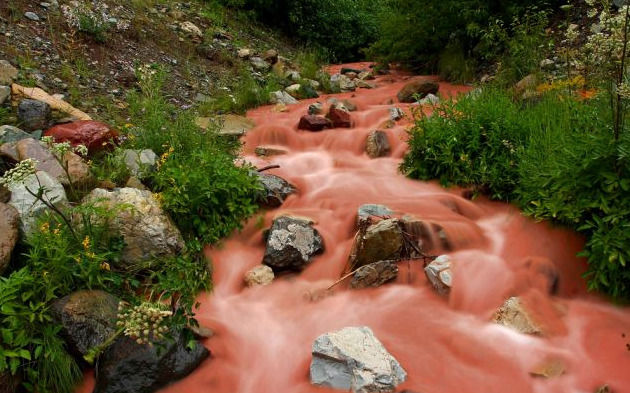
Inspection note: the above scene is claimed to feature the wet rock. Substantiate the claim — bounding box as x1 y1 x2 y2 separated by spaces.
366 130 390 158
595 385 612 393
424 255 453 295
244 265 275 287
123 149 158 178
0 203 19 275
529 358 565 378
308 102 324 115
327 107 352 128
493 297 542 335
389 107 404 121
352 218 404 268
83 188 185 271
51 290 120 360
255 146 288 157
0 85 10 105
44 120 119 155
262 215 324 272
402 218 450 253
397 79 439 103
94 330 209 393
262 49 279 64
178 21 203 39
8 171 68 235
357 204 394 226
331 73 356 92
0 125 32 144
256 173 296 208
418 93 440 105
250 57 271 73
269 90 298 105
0 60 19 85
350 260 399 289
298 115 333 132
18 99 51 131
310 326 406 393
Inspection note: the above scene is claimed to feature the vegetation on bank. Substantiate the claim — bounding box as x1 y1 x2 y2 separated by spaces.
402 0 630 300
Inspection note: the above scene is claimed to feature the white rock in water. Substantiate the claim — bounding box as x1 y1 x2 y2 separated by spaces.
424 255 453 295
310 326 406 393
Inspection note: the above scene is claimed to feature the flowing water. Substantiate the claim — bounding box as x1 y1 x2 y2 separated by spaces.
80 63 630 393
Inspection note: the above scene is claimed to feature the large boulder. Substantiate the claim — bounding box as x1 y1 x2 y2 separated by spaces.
424 255 452 295
262 215 324 272
0 125 32 144
16 138 66 183
0 203 19 275
366 130 390 158
44 121 119 155
94 330 209 393
256 173 296 208
397 79 439 103
298 115 333 132
330 74 356 92
8 171 68 235
83 188 185 271
351 218 404 269
51 290 120 360
350 260 398 289
310 326 407 393
327 107 352 128
18 99 51 131
493 297 542 335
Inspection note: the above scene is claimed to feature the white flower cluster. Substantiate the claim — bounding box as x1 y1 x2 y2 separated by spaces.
61 0 130 32
41 136 88 158
0 159 38 187
584 3 630 68
116 302 173 346
136 63 159 82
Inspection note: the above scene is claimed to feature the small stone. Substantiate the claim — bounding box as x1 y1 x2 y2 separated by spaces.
357 204 394 225
122 149 158 178
330 73 356 92
350 260 399 289
250 57 270 73
358 71 375 80
24 12 40 21
262 49 278 64
494 297 542 335
529 358 565 378
256 173 296 208
244 265 275 287
340 99 358 112
125 176 147 190
178 21 203 39
424 255 453 295
284 70 301 82
418 93 440 105
366 130 390 158
269 90 298 105
540 59 555 69
237 48 252 59
285 83 302 97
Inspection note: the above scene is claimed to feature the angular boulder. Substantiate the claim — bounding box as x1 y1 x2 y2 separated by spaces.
350 260 398 289
308 102 324 115
424 255 453 295
310 326 406 393
244 264 275 288
8 171 68 235
256 173 297 208
262 215 324 272
397 79 439 103
298 115 333 132
331 73 356 92
18 99 51 131
366 130 390 158
0 203 19 275
352 218 404 268
83 188 185 271
327 107 352 128
52 290 120 360
44 120 119 155
493 297 542 335
94 330 209 393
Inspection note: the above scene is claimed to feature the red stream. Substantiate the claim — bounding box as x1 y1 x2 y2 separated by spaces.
80 63 630 393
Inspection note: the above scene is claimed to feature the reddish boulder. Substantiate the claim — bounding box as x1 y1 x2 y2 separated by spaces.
44 121 119 155
298 115 333 132
397 79 439 103
327 107 352 128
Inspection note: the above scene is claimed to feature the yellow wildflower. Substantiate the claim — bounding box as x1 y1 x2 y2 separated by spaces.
40 222 50 233
82 236 91 250
100 262 111 271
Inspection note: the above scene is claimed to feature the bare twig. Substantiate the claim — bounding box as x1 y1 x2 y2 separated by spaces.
257 164 280 172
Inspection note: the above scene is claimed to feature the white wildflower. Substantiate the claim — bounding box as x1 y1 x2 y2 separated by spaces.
0 159 38 186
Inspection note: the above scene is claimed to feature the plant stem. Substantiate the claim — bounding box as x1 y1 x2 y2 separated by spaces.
615 5 630 141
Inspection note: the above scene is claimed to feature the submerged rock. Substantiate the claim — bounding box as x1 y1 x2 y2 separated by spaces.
350 260 398 289
352 218 404 268
262 215 324 272
424 255 453 295
327 106 352 128
310 326 407 393
94 330 209 393
493 297 542 335
298 115 333 132
357 204 394 226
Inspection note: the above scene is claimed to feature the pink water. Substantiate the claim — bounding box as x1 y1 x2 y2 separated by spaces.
80 63 630 393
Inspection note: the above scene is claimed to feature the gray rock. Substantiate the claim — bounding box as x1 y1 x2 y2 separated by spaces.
284 70 301 82
8 171 68 235
244 265 274 288
262 215 324 272
269 90 298 105
17 99 51 131
250 57 270 73
122 149 158 178
0 60 19 85
351 218 404 269
424 255 452 295
350 260 398 289
366 130 390 158
331 73 356 92
0 125 32 144
310 326 406 393
51 290 120 360
24 12 40 21
16 138 67 185
308 102 324 115
418 93 440 105
357 204 394 226
94 330 209 393
0 203 19 275
493 297 542 335
83 188 185 271
256 173 296 208
0 85 10 105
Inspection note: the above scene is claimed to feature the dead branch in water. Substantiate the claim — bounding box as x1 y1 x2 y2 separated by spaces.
257 164 280 172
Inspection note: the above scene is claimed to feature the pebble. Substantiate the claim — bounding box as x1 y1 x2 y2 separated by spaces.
24 12 40 21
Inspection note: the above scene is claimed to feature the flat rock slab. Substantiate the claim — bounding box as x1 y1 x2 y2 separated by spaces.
310 326 406 393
